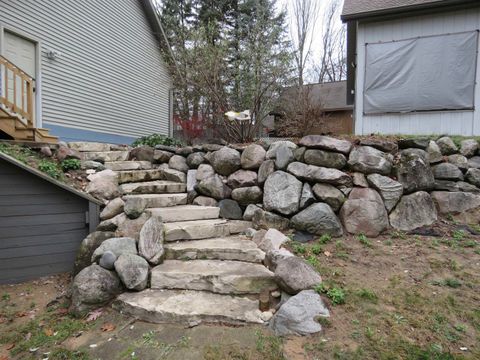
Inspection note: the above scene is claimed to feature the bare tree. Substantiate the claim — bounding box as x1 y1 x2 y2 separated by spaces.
317 0 347 83
290 0 320 86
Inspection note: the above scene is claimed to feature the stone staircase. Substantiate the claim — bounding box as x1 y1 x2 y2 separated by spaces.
74 142 277 325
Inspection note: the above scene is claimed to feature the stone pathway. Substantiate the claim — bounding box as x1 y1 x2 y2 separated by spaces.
76 143 277 325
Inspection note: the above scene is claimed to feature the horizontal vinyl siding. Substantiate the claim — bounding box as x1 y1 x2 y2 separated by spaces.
355 8 480 135
0 0 171 140
0 159 90 283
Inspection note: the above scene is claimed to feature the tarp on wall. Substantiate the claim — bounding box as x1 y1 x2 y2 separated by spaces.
364 31 478 114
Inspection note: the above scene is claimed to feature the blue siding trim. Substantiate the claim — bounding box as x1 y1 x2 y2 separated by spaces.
45 123 136 144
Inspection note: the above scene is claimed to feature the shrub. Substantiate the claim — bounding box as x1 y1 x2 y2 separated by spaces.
61 158 81 172
315 283 346 305
39 160 62 179
132 133 183 148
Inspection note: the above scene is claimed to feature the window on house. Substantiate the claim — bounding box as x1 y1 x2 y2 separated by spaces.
363 31 478 114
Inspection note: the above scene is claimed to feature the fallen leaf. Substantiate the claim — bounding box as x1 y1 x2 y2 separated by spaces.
101 323 116 332
86 308 103 322
324 251 331 257
44 328 54 337
5 343 15 350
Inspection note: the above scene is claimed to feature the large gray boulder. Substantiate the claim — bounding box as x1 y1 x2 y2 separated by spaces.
426 141 443 164
287 162 352 186
275 257 322 294
241 144 266 169
100 198 125 221
263 171 302 216
91 237 137 263
227 170 257 189
396 151 435 194
265 248 295 271
299 135 352 154
129 146 154 162
431 191 480 221
124 197 147 219
312 183 345 212
186 152 205 169
196 174 232 200
359 138 398 153
153 149 174 164
138 217 165 265
168 155 189 173
436 137 458 155
466 168 480 187
255 228 289 253
299 183 315 209
389 191 437 231
252 208 290 231
270 290 330 336
447 154 469 172
348 146 392 175
257 160 275 186
114 254 149 291
71 264 122 316
401 148 429 163
398 138 429 150
304 149 347 169
218 199 243 220
294 147 306 162
290 203 343 237
115 212 150 240
208 147 241 176
193 196 218 207
266 141 297 159
73 231 116 275
339 188 388 237
432 163 464 181
460 139 479 157
366 174 403 212
86 169 120 201
231 186 263 206
196 164 215 181
468 156 480 169
275 145 295 170
434 180 480 193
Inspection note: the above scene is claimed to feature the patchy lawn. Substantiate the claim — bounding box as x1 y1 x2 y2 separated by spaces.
1 224 479 359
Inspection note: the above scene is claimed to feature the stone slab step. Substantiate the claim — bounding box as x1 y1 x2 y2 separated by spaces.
164 219 252 241
69 142 113 152
117 169 164 184
120 180 186 195
113 289 265 324
165 236 265 263
151 260 276 295
81 151 129 162
123 193 187 208
147 205 219 222
105 161 152 171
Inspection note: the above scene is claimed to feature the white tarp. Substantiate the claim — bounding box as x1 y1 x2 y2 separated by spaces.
364 31 478 114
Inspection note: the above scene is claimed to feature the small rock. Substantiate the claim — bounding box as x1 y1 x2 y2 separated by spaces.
264 248 295 271
40 146 52 157
56 145 81 162
299 183 315 209
275 145 295 170
82 160 106 171
447 154 469 171
294 147 306 162
129 146 154 162
186 152 205 168
227 170 257 189
352 172 369 187
218 199 243 220
312 183 345 212
243 204 261 221
426 141 443 163
168 155 189 173
73 231 116 275
292 231 315 243
153 150 174 164
244 228 257 238
257 160 275 186
186 170 197 192
91 237 137 262
124 197 147 219
175 147 193 156
468 156 480 169
257 228 289 253
100 198 125 221
436 137 458 155
290 203 343 237
114 254 149 291
460 139 479 157
275 257 322 294
196 164 215 181
99 251 117 270
366 174 403 212
192 196 218 207
252 208 290 231
465 168 480 187
231 186 263 206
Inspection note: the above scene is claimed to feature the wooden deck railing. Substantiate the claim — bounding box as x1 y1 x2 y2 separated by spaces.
0 55 35 127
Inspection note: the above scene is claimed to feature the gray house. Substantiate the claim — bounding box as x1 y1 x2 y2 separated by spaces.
0 0 171 144
342 0 480 136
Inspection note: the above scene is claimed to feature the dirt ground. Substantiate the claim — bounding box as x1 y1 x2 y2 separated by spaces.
1 221 479 359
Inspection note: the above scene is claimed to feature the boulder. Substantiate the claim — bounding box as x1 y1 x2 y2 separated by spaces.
86 169 120 200
352 172 369 187
389 191 437 231
138 217 165 265
264 248 295 271
82 160 106 171
432 163 464 181
447 154 469 171
227 170 257 189
153 149 174 164
436 137 458 155
218 199 243 220
40 146 53 157
186 152 205 169
155 144 178 152
287 162 352 186
91 237 137 262
175 146 193 156
339 188 388 237
161 168 187 183
115 212 150 240
275 145 295 170
100 198 125 221
426 141 443 164
129 146 154 162
304 149 347 169
196 174 232 200
398 138 429 150
468 156 480 169
196 164 215 181
186 170 197 192
263 171 302 215
168 155 189 173
56 145 81 162
252 208 290 231
294 147 306 162
460 139 479 157
73 231 116 275
266 141 297 159
299 135 352 154
243 204 261 221
431 191 480 219
202 143 223 152
99 251 117 270
348 146 392 175
401 148 429 163
290 203 343 237
299 183 315 209
96 214 121 232
124 196 147 219
257 160 275 185
434 180 480 193
312 183 345 212
366 174 403 212
231 186 263 206
359 138 398 153
209 147 241 176
466 168 480 187
269 290 330 336
114 253 149 291
275 257 322 294
193 196 218 207
241 144 266 169
396 151 435 194
256 228 289 253
71 265 122 316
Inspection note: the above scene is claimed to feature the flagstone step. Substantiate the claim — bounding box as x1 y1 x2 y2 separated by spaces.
113 289 265 325
120 180 186 195
116 169 165 184
164 219 251 241
165 236 265 263
123 193 187 208
147 205 219 222
150 260 276 295
105 161 152 171
81 151 129 162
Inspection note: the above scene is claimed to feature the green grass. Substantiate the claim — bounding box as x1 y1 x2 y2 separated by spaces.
315 283 346 305
357 234 373 248
61 158 81 172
